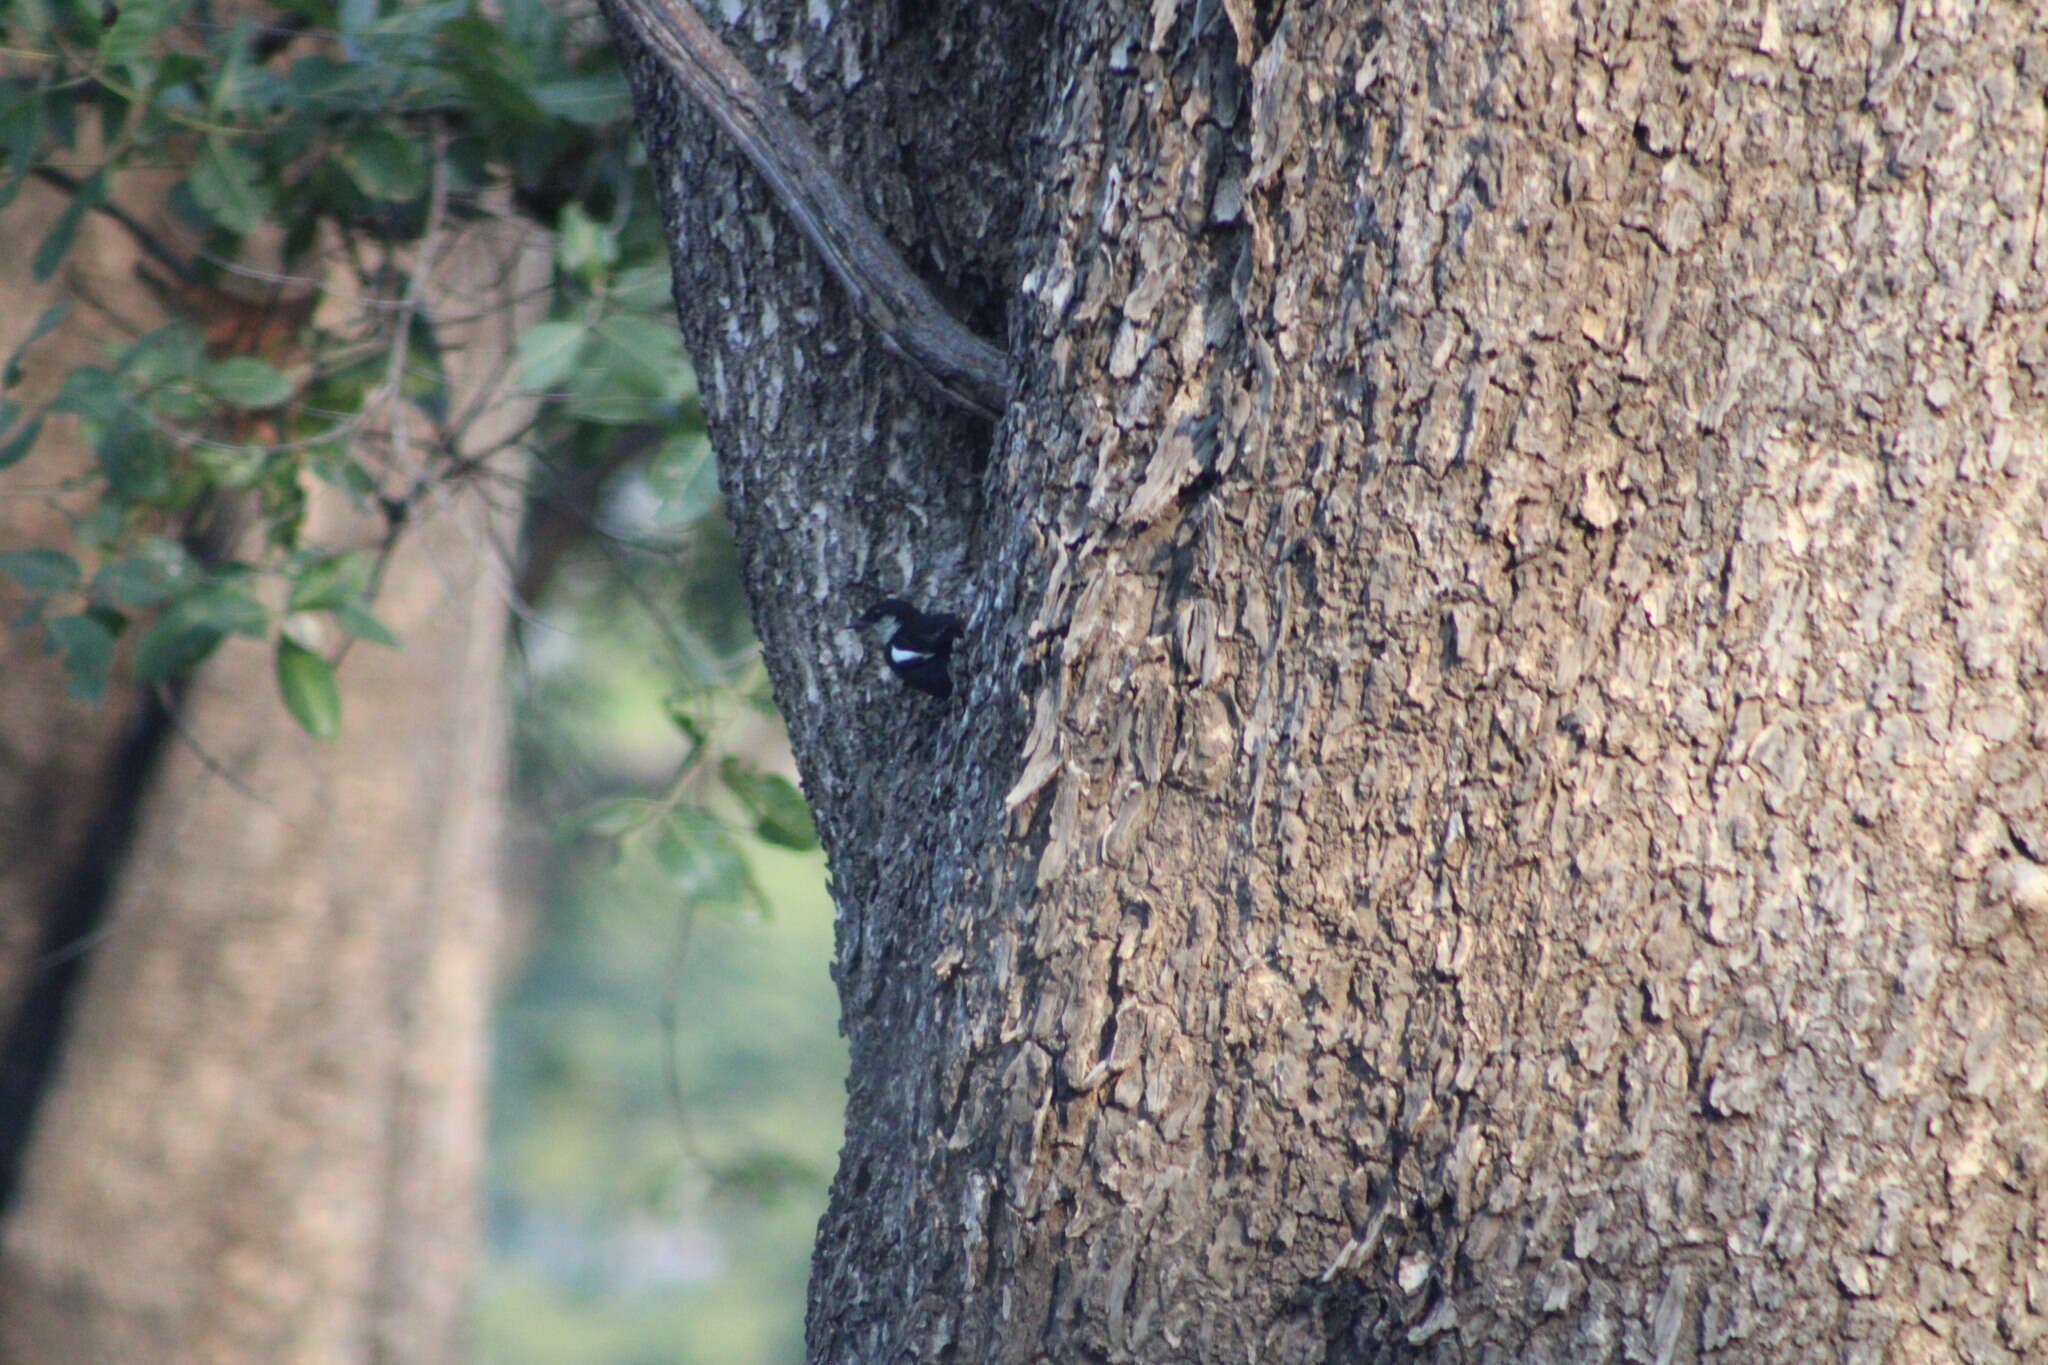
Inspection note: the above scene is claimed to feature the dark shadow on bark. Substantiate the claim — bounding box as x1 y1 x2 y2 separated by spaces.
0 690 174 1213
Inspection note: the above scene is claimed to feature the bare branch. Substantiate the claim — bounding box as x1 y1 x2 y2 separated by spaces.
602 0 1014 420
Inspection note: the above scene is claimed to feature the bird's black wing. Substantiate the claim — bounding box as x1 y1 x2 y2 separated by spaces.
895 653 954 698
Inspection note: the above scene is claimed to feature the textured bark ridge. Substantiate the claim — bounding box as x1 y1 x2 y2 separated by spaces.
617 2 2048 1361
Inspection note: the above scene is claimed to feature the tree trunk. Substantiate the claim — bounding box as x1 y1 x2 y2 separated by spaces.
615 2 2048 1360
0 185 542 1365
0 184 157 1065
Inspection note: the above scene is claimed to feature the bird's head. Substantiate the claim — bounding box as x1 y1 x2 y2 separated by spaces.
849 597 918 631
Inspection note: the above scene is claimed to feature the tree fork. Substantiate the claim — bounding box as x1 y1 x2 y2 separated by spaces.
601 0 1014 419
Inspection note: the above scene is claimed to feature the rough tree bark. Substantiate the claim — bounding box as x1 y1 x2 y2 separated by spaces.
0 183 541 1364
614 2 2048 1361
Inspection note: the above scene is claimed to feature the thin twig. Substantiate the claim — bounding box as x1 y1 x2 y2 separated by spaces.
153 682 278 808
372 122 454 485
32 165 198 284
601 0 1014 419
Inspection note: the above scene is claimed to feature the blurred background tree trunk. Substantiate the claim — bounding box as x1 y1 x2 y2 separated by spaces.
614 2 2048 1361
0 173 544 1365
0 186 155 1135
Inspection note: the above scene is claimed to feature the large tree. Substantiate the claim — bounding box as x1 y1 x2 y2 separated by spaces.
0 176 536 1365
612 1 2048 1361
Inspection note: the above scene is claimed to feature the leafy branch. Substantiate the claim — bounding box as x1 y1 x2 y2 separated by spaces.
0 0 690 733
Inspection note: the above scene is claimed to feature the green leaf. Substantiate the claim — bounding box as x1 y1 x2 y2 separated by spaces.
132 619 224 681
53 366 120 419
0 416 43 470
515 320 588 392
286 551 374 612
92 540 193 609
98 0 174 71
595 314 686 374
337 126 427 202
0 93 44 213
644 428 716 520
190 141 268 234
308 446 377 497
91 561 170 608
578 796 652 840
530 73 631 127
650 814 707 883
182 585 270 636
611 263 675 311
46 612 116 702
71 500 126 552
755 790 818 851
363 0 469 41
337 0 378 36
0 548 80 592
32 169 105 282
275 638 341 739
188 440 266 491
129 582 268 682
435 17 547 126
257 459 308 549
663 701 707 747
116 323 206 389
95 409 171 502
3 302 70 388
720 758 818 851
556 203 615 283
566 317 689 423
204 356 294 409
401 311 447 421
207 17 259 120
333 599 399 646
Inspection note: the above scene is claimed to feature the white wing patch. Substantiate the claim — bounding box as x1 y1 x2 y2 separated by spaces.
890 644 933 666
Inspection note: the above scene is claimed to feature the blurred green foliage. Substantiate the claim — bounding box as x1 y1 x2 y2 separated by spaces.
2 2 842 1359
483 828 841 1365
495 445 842 1365
0 0 681 731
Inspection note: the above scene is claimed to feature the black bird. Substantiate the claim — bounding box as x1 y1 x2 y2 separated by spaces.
850 598 963 698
